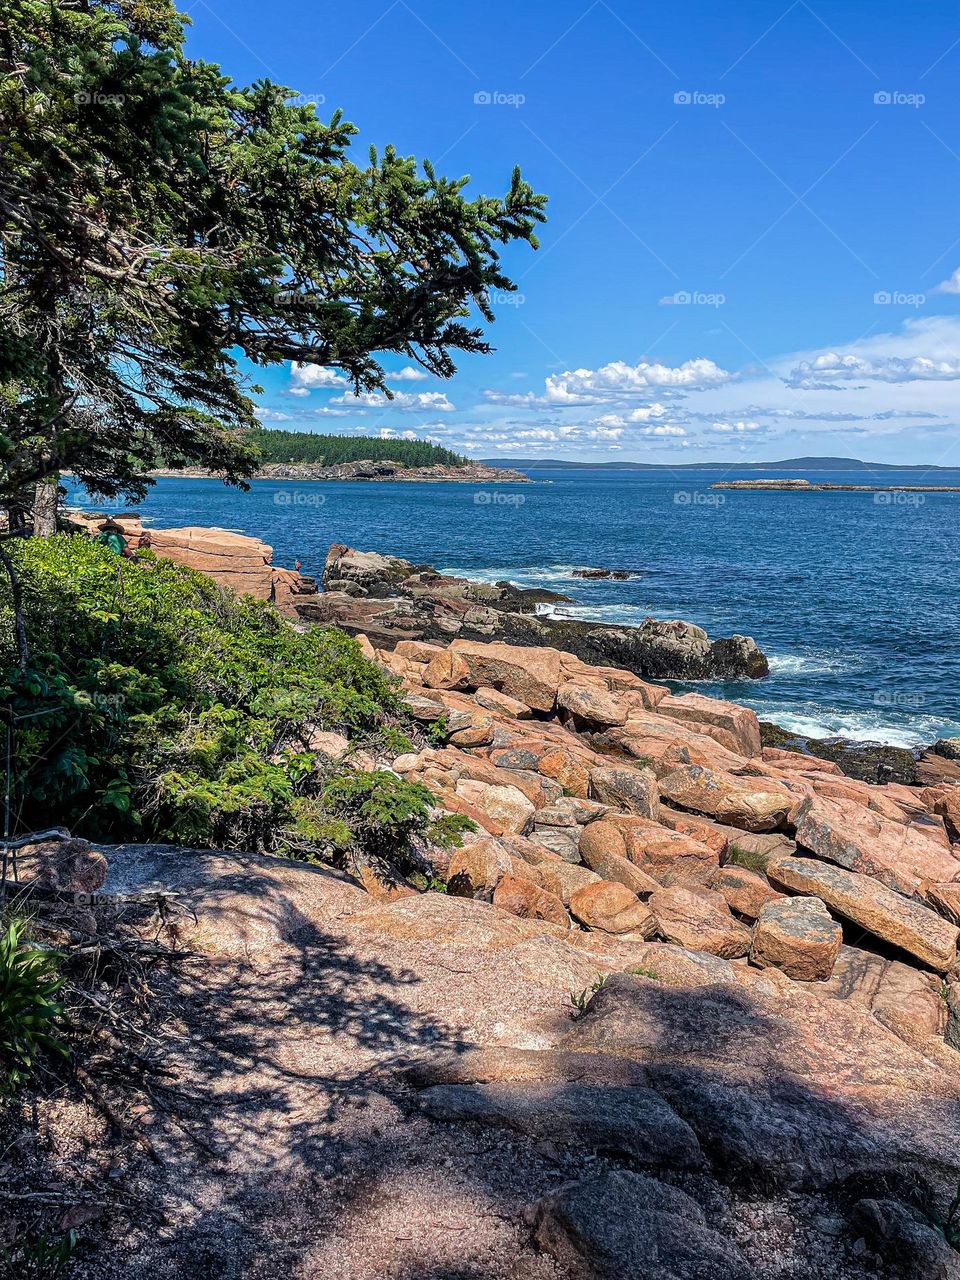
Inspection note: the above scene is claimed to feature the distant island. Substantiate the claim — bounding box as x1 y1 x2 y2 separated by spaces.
148 431 530 483
254 430 468 469
482 454 960 472
713 477 960 493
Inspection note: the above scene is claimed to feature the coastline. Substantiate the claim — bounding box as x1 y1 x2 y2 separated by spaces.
143 459 531 484
63 507 958 768
713 478 960 493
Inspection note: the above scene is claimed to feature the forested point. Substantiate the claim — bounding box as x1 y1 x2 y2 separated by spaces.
252 430 469 468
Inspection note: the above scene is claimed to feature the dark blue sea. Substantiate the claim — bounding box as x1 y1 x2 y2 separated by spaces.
64 467 960 748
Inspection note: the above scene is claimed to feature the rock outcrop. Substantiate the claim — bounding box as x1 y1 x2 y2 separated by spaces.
64 512 320 617
310 544 770 680
51 529 960 1277
42 655 960 1280
345 628 960 1068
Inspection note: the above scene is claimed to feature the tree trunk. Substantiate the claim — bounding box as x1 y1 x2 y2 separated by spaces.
0 541 29 671
32 474 59 537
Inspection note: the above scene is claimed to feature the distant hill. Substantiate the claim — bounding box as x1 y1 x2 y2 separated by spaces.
480 455 960 472
254 430 467 469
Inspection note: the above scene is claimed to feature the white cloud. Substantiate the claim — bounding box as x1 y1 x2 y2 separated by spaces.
481 389 542 406
707 420 763 434
290 363 350 392
253 407 292 422
786 351 960 388
934 268 960 295
590 404 669 428
389 366 430 382
439 317 960 460
543 358 732 405
330 390 456 412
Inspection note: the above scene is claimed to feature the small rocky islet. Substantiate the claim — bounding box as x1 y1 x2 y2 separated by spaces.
46 511 960 1280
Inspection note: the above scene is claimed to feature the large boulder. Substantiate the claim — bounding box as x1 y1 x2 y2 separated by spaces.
323 543 412 593
750 896 842 981
531 1171 752 1280
599 714 748 775
657 809 731 856
579 816 717 888
610 617 767 681
568 881 657 938
557 680 629 728
656 692 762 758
822 946 947 1049
709 865 784 919
588 766 660 819
648 886 751 958
768 855 960 973
536 746 592 798
417 1083 701 1167
145 527 275 599
492 874 569 927
444 640 563 712
453 780 536 835
446 839 513 897
793 793 960 895
536 860 603 905
577 826 663 896
657 764 793 833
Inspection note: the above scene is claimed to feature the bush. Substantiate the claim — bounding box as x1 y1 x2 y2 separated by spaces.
0 918 67 1093
0 535 470 869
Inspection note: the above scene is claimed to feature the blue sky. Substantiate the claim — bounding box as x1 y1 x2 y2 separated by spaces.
184 0 960 464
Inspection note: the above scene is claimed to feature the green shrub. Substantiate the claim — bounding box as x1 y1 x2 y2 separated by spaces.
726 844 769 874
0 1229 76 1280
0 535 471 869
0 918 67 1092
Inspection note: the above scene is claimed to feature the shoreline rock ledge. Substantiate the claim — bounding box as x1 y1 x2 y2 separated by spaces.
301 544 770 681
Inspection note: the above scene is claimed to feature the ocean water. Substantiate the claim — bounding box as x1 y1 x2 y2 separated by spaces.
64 466 960 748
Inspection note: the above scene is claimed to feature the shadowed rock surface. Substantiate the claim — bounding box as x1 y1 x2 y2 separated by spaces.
23 842 956 1280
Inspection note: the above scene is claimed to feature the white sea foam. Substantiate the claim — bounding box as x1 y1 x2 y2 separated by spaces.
534 601 652 625
765 651 861 677
740 703 956 748
441 563 641 587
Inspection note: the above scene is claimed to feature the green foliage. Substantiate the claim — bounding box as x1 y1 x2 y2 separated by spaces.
312 771 473 865
425 714 451 747
0 1229 75 1280
628 966 660 981
0 1 546 507
0 918 67 1092
253 431 467 469
0 535 471 868
726 845 770 874
569 974 608 1019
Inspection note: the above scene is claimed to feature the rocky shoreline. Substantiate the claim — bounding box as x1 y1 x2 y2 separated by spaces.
29 514 960 1278
144 459 531 483
713 478 960 493
65 512 953 773
30 617 960 1280
307 544 770 682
